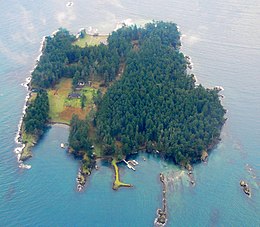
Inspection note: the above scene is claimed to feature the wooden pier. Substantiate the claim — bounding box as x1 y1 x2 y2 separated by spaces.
123 159 137 171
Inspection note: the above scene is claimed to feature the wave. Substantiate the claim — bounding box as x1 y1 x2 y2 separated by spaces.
214 86 224 91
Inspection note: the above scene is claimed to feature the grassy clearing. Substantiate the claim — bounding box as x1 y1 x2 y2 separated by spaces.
112 159 132 190
73 34 108 48
48 78 97 124
48 78 71 123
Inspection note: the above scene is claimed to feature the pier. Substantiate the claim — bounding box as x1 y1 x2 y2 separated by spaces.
123 159 137 171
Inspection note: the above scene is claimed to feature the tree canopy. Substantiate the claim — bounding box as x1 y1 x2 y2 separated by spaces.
95 21 226 164
23 90 49 136
29 21 225 165
69 114 91 153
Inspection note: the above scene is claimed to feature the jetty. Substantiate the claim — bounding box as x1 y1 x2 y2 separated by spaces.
154 173 167 226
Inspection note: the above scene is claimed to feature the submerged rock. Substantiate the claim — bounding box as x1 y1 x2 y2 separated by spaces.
186 164 193 171
154 173 167 226
240 180 251 197
201 150 208 162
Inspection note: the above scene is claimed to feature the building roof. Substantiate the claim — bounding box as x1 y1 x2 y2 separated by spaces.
68 93 81 98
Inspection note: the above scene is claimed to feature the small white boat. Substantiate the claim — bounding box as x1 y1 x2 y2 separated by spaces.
60 143 65 148
132 160 139 165
19 163 31 169
127 164 136 171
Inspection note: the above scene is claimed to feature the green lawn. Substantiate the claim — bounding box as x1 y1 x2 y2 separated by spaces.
48 78 97 124
73 34 108 48
48 79 71 123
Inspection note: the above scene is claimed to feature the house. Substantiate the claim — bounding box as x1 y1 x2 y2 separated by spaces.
75 81 85 91
68 93 81 99
78 81 85 86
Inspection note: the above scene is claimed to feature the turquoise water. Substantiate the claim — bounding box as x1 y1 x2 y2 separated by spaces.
0 0 259 226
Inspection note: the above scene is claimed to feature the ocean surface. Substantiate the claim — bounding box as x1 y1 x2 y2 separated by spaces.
0 0 259 226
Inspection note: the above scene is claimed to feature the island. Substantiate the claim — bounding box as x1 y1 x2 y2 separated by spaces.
19 21 226 193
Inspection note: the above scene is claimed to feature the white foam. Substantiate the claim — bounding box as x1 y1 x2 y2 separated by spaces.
51 29 59 37
114 18 134 31
21 77 31 88
76 28 86 38
214 86 224 91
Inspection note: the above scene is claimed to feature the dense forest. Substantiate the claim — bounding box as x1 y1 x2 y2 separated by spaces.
29 21 225 165
23 90 49 136
69 114 91 153
95 22 226 164
31 28 121 88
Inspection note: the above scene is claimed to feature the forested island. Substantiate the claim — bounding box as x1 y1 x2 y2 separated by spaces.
20 21 225 191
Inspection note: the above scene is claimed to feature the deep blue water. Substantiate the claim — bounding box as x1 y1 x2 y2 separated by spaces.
0 0 259 226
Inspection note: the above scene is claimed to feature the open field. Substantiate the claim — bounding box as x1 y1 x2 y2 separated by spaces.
48 78 97 124
73 34 108 48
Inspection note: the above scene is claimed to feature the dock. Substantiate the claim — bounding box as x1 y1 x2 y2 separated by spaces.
123 159 137 171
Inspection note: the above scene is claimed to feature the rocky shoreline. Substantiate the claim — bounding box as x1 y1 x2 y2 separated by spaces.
76 166 88 192
14 36 47 167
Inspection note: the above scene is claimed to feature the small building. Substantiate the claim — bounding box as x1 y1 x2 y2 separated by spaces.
75 81 85 91
68 93 81 99
78 81 85 86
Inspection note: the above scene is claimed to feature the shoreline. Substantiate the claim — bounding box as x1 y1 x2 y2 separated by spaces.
179 28 226 93
49 121 70 127
75 27 109 39
178 29 197 86
14 36 47 168
75 18 136 40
